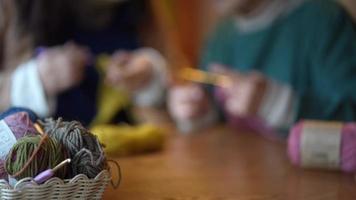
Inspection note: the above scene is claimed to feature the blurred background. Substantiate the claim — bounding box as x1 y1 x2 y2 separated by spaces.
1 0 356 126
148 0 356 67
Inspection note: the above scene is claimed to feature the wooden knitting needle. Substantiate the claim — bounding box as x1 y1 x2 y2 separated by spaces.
34 123 45 135
96 55 233 87
179 67 233 87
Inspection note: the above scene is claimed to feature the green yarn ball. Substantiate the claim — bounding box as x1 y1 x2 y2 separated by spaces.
5 135 68 180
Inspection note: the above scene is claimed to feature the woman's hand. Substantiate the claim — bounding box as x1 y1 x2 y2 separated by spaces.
168 84 211 121
211 64 267 117
37 43 89 96
105 51 154 92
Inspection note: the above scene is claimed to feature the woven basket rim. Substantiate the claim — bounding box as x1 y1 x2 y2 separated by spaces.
0 170 110 190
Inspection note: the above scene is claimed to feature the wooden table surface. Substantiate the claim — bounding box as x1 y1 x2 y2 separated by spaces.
103 124 356 200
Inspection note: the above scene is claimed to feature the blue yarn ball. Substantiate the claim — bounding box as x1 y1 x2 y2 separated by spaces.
0 107 39 122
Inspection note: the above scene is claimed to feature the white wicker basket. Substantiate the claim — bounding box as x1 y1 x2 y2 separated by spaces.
0 170 112 200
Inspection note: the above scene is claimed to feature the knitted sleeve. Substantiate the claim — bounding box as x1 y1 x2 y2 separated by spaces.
199 18 236 70
297 0 356 121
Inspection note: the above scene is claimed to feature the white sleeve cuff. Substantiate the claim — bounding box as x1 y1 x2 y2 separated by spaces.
257 80 297 130
11 59 56 117
132 48 167 107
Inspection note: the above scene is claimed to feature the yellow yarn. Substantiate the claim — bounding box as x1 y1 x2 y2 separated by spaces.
91 55 165 156
91 124 165 157
91 54 131 126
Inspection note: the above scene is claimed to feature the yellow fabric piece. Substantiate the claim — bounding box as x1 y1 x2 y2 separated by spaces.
90 54 131 127
91 124 165 156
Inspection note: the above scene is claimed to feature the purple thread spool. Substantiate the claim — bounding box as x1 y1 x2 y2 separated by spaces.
288 121 356 172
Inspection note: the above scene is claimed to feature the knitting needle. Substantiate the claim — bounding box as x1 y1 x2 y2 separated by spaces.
96 55 233 87
34 123 45 135
179 67 233 87
33 159 71 184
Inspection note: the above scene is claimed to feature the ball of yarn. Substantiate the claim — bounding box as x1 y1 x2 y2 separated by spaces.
3 112 38 139
40 118 107 178
5 135 68 180
91 124 165 157
288 121 356 172
0 112 39 180
0 107 38 122
0 160 5 179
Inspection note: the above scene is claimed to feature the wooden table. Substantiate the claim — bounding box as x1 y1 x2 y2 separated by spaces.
103 124 356 200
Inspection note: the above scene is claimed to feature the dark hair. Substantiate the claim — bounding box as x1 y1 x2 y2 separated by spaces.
14 0 149 46
14 0 74 46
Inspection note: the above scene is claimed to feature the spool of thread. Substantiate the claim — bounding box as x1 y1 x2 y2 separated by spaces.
288 120 356 172
0 107 38 123
5 135 68 180
40 118 107 178
91 124 165 156
0 112 39 180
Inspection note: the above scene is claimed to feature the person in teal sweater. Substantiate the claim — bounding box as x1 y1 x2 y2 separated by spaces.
168 0 356 136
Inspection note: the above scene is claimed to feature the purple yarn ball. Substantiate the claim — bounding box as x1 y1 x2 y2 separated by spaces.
3 112 38 139
0 107 38 123
288 121 356 172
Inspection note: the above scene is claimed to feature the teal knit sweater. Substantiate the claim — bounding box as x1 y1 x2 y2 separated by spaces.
201 0 356 122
